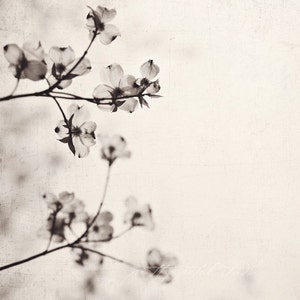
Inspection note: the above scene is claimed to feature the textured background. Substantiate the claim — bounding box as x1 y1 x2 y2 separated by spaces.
1 0 300 299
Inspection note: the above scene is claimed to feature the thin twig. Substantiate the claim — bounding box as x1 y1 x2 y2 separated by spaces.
73 245 146 272
46 212 57 251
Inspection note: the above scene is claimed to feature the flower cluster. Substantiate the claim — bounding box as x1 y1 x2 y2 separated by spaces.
37 191 89 243
55 104 97 158
93 60 161 113
3 42 47 81
146 249 178 283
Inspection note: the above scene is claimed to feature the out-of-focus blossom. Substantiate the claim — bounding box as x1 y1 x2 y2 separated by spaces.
93 63 138 113
72 246 103 267
146 248 178 283
37 215 65 243
3 42 47 81
88 211 114 242
124 196 154 230
42 191 74 211
86 5 120 45
48 46 91 89
99 134 131 165
55 104 97 158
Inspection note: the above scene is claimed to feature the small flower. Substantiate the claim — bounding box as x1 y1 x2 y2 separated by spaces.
48 46 91 89
37 215 65 243
146 248 178 283
99 135 131 165
88 211 114 242
86 5 120 45
124 196 154 230
3 42 47 81
93 63 138 113
54 104 97 158
72 247 103 267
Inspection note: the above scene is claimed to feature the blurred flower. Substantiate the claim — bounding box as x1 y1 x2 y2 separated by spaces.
55 104 97 158
124 196 154 230
99 135 131 165
61 198 89 224
3 42 47 81
42 191 74 211
146 248 178 283
93 63 138 113
37 215 65 243
88 211 114 242
48 46 91 89
72 246 103 267
86 5 120 45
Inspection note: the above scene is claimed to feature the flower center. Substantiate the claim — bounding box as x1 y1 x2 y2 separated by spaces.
71 127 82 136
55 63 66 75
112 87 124 99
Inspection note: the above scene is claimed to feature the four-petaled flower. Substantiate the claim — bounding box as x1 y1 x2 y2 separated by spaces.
99 134 131 165
146 248 178 283
3 42 47 81
48 46 91 89
86 5 120 45
93 63 138 113
124 196 154 230
88 211 114 242
55 104 97 158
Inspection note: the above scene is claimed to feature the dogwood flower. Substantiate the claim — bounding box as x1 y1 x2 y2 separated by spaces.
86 5 120 45
88 211 114 242
99 135 131 165
37 215 65 243
124 196 154 230
48 46 91 89
3 42 47 81
72 247 103 267
146 248 178 283
93 63 138 113
54 104 97 158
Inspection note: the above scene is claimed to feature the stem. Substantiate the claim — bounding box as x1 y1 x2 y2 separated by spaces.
46 212 57 251
51 96 69 125
0 244 70 272
74 165 111 243
74 246 146 272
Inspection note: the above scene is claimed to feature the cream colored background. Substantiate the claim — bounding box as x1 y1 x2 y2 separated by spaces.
1 0 300 299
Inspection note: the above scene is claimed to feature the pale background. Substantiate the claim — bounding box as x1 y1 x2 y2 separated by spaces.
1 0 300 299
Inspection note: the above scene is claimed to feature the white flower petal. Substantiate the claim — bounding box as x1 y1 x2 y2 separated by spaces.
58 79 72 89
3 44 24 65
147 249 163 266
80 121 97 134
55 120 69 139
140 60 160 80
99 24 120 45
118 98 138 113
146 80 160 94
93 84 113 99
66 58 91 76
58 191 74 204
106 63 124 87
80 134 96 147
125 196 138 210
72 106 89 127
99 211 113 224
23 41 45 61
119 75 136 89
72 136 89 158
96 6 117 23
97 103 115 112
49 46 75 66
23 61 47 81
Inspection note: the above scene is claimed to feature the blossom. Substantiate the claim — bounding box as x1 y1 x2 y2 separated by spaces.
88 211 114 242
54 104 97 158
3 42 47 81
137 60 160 93
37 215 65 243
99 135 131 165
93 63 138 113
42 191 74 211
86 5 120 45
124 196 154 230
72 247 103 267
48 46 91 89
146 248 178 283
